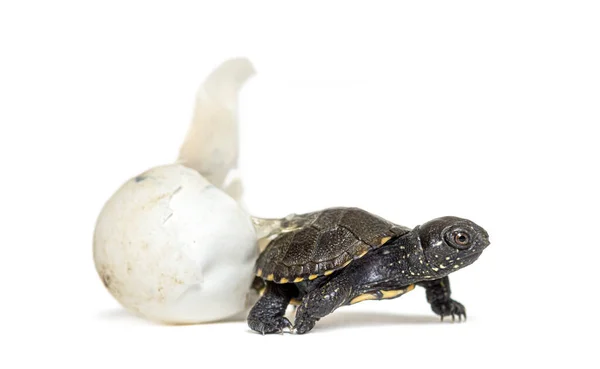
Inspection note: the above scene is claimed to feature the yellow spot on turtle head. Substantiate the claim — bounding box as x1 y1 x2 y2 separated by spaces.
293 277 304 283
266 274 275 281
308 274 319 280
256 269 263 277
279 278 289 283
380 236 391 245
350 293 377 305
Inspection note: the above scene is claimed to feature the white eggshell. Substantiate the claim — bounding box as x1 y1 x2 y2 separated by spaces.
93 163 258 324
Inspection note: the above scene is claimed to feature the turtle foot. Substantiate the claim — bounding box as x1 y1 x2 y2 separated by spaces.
433 299 467 322
292 316 317 335
248 316 292 335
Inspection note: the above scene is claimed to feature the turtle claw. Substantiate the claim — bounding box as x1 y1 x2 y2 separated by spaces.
292 316 317 335
278 317 293 334
249 316 293 335
432 299 466 323
279 318 294 335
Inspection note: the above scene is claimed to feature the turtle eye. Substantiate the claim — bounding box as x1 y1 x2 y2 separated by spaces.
444 229 471 249
454 232 470 246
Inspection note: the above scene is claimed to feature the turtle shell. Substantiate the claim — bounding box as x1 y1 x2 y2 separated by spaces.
255 207 411 283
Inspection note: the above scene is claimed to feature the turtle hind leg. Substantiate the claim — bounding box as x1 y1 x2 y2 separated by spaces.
247 281 296 334
417 276 466 322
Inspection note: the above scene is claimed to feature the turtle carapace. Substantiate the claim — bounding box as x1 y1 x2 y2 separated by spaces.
247 207 490 334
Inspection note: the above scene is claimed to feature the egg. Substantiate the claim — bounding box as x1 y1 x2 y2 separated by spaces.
93 58 265 323
94 164 257 323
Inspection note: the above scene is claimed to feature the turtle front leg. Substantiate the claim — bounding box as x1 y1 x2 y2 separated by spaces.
293 277 352 334
247 282 295 334
418 276 466 322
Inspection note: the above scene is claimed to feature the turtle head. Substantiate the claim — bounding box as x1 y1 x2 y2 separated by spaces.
417 216 490 274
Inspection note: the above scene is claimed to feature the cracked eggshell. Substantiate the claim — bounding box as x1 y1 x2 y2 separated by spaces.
93 163 258 324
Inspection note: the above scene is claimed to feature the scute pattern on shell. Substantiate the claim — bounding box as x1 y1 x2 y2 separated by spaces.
256 207 411 282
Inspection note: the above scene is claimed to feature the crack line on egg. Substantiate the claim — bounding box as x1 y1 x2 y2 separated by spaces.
163 212 174 224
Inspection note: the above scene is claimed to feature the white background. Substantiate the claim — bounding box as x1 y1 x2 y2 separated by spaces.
1 1 598 368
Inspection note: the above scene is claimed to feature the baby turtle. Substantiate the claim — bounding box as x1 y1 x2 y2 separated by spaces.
248 207 490 334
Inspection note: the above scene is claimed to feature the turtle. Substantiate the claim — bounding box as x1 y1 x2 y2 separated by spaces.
247 207 490 334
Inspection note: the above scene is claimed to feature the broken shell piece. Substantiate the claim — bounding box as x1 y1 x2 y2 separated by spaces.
177 57 255 203
93 164 258 324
